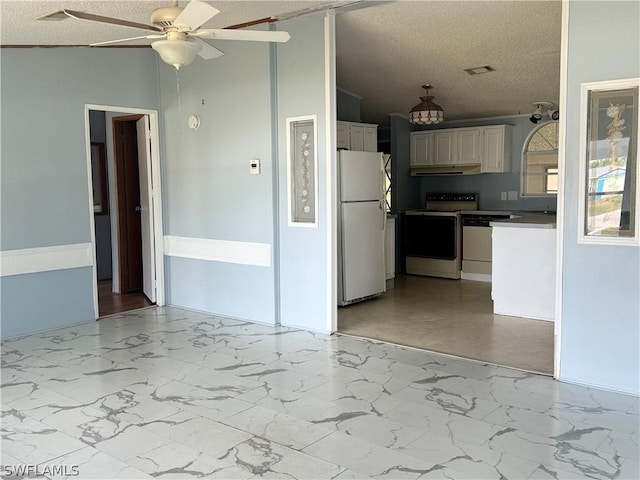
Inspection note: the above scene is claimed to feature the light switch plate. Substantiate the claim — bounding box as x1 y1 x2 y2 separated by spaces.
250 159 260 175
508 191 518 201
501 192 507 201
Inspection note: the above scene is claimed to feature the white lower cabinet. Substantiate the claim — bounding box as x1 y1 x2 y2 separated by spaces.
462 225 492 282
492 225 556 321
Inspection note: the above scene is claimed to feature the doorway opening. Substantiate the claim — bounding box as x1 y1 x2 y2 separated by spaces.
86 106 164 318
333 136 555 376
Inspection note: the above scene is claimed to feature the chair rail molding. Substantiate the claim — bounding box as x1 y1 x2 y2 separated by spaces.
0 243 93 277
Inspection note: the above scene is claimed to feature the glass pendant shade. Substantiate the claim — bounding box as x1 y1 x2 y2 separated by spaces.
409 85 444 125
152 40 202 69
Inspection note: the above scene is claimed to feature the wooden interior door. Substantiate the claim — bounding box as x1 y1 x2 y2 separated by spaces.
136 116 156 302
114 115 144 294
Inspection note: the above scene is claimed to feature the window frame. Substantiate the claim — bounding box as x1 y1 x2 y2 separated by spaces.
521 121 559 198
577 78 639 247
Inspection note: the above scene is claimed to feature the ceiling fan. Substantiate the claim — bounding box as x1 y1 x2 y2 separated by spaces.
40 0 291 69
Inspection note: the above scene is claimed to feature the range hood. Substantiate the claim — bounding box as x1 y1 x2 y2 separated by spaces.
411 163 481 176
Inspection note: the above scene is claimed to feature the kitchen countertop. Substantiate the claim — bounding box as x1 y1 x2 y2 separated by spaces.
460 210 512 216
490 212 557 229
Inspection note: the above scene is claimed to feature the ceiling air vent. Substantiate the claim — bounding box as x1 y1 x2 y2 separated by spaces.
464 65 496 75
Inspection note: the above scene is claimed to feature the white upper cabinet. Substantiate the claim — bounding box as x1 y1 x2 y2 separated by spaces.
349 125 365 151
364 127 377 153
434 131 457 165
481 125 513 173
337 122 349 150
337 121 378 152
410 125 512 173
457 128 482 164
410 131 434 166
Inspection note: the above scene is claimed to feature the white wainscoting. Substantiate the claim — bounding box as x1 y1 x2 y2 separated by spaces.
0 243 93 277
164 236 272 268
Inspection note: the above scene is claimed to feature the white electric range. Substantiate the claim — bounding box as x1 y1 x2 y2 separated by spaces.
405 193 478 279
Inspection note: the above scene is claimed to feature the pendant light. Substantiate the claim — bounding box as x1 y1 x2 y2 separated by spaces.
409 84 444 125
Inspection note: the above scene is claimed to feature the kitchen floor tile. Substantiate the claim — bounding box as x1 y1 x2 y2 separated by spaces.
338 274 554 374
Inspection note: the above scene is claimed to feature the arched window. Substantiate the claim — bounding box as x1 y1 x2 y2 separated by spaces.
522 121 559 196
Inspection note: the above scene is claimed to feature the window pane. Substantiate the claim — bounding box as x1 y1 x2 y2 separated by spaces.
546 168 558 193
522 122 559 196
587 193 628 236
584 86 637 239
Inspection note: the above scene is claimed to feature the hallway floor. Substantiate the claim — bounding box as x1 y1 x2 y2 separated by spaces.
1 307 637 479
98 280 153 317
339 275 555 375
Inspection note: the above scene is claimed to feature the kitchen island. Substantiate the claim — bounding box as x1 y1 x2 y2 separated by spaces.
491 213 557 321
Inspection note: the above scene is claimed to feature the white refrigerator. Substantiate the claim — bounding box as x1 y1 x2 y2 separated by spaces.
337 150 386 306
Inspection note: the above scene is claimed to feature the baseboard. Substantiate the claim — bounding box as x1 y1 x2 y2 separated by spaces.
461 272 492 283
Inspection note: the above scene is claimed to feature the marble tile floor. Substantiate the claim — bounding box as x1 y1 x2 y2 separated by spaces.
339 275 555 375
1 306 638 479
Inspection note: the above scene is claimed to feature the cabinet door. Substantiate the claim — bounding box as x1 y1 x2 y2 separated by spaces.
434 131 457 165
482 126 512 173
349 126 365 151
363 126 377 152
337 122 349 150
410 132 433 166
457 128 482 164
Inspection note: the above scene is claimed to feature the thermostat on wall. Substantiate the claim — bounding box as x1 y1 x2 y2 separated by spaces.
250 159 261 175
188 114 200 130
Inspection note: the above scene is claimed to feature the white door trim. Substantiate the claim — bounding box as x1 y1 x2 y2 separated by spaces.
325 11 338 333
84 104 165 320
553 0 570 379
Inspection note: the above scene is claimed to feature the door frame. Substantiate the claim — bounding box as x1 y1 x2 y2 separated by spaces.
327 6 568 380
84 104 165 319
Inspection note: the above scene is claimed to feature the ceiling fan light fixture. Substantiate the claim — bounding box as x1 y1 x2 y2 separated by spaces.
409 84 444 125
152 39 202 69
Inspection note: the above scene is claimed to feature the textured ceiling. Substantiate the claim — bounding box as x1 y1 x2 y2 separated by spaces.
0 0 562 125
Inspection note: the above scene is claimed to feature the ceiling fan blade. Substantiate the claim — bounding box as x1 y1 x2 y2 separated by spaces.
172 0 220 30
193 38 225 59
197 29 290 43
90 34 166 47
61 9 162 32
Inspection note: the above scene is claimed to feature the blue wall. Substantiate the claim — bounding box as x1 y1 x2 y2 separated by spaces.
276 14 335 331
337 88 361 122
1 48 160 338
560 0 639 395
158 38 277 325
390 115 559 212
